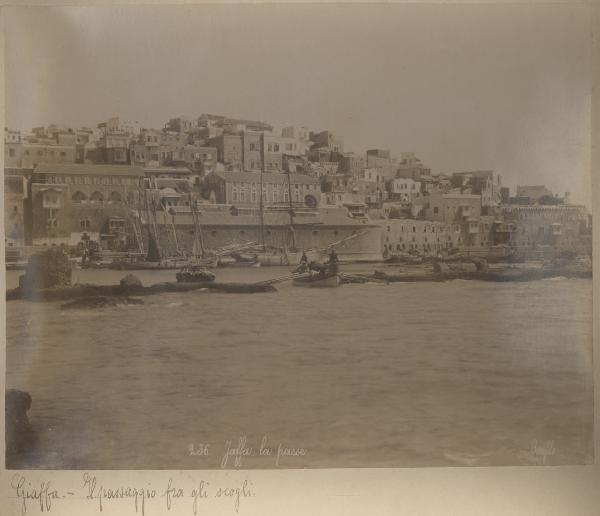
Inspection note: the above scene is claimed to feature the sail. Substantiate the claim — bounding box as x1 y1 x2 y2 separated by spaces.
146 229 161 262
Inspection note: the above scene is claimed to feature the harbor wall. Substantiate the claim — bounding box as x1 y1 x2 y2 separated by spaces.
149 222 384 261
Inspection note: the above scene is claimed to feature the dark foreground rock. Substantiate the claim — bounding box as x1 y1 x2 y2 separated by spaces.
120 274 143 288
61 296 144 310
7 280 276 302
18 248 72 292
6 389 33 467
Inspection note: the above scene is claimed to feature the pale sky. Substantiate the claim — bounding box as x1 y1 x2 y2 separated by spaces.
4 3 592 206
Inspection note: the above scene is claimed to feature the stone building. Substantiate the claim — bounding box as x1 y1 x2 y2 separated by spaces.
366 149 396 180
500 204 589 251
4 175 27 246
206 134 243 169
339 154 365 176
28 163 144 247
390 177 422 202
241 131 263 172
379 219 454 257
395 152 430 180
203 170 320 208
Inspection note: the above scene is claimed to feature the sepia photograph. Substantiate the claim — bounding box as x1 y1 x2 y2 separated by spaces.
3 3 594 472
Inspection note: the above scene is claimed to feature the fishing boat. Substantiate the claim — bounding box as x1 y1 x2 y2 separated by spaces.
217 252 261 268
176 265 216 283
292 271 341 287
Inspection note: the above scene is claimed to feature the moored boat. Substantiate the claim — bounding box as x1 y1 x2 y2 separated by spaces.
292 272 340 288
176 265 216 283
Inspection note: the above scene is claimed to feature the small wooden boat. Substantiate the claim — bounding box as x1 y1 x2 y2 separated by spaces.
293 272 340 288
217 255 261 268
176 265 216 283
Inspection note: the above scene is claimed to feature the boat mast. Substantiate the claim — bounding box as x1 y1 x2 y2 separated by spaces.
145 178 162 260
190 193 205 259
286 162 297 251
259 132 266 251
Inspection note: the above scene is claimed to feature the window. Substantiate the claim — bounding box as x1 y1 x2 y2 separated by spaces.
80 219 91 230
72 191 87 202
60 151 66 158
433 207 439 214
9 148 15 158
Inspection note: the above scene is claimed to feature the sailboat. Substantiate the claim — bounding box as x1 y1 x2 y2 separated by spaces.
176 195 216 281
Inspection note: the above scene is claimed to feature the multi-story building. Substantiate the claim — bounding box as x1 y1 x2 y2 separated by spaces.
500 204 588 250
310 131 343 153
281 125 310 141
165 116 197 133
389 177 422 202
4 175 27 246
96 125 131 165
105 117 141 137
451 170 501 208
339 154 365 176
366 149 396 180
262 135 305 172
181 145 218 178
206 134 243 169
5 127 79 170
241 131 263 172
395 152 430 180
29 163 144 247
425 191 483 247
515 185 554 204
379 219 454 257
203 170 321 208
198 114 273 133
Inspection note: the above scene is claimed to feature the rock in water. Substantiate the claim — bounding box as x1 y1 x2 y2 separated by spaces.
120 274 143 288
61 296 144 309
6 389 33 464
19 248 72 292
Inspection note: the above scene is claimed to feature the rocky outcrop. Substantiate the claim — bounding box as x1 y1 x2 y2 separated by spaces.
60 296 144 310
18 248 72 292
7 280 276 302
6 389 33 466
119 274 143 288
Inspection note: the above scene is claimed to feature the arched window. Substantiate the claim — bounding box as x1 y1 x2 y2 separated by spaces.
304 195 317 208
90 191 104 202
72 191 87 202
109 191 122 202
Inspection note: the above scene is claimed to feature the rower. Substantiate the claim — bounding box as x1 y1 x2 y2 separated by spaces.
327 249 339 274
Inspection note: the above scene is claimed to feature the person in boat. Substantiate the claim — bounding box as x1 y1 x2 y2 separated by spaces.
326 249 339 275
308 260 328 276
300 250 308 265
294 250 309 273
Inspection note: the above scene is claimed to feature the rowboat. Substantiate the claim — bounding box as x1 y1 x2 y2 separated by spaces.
176 265 216 283
292 272 340 288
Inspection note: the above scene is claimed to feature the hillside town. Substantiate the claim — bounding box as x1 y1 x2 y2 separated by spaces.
4 114 592 266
